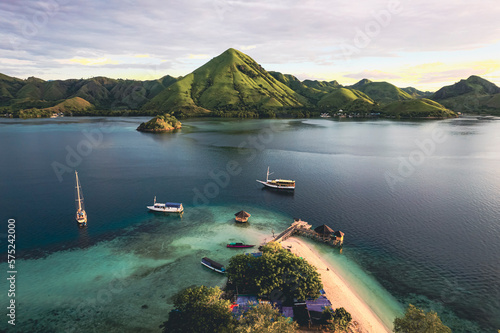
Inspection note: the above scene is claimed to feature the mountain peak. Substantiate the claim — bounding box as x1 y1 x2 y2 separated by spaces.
351 78 372 88
433 75 500 100
220 48 245 59
143 48 305 114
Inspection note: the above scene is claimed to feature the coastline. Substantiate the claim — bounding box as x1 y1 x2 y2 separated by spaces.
281 237 392 333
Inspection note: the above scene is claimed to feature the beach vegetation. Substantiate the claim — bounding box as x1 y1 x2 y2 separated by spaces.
235 302 298 333
321 307 352 332
393 304 451 333
160 285 235 333
227 242 322 305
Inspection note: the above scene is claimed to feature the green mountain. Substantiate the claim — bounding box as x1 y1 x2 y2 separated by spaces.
431 75 500 114
349 79 414 103
317 87 375 112
268 71 341 104
4 48 500 118
43 97 94 113
0 73 25 103
401 87 433 98
143 48 306 115
269 72 323 104
382 98 455 118
0 74 178 116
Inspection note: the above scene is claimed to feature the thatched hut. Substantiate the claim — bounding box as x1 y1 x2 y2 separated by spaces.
314 224 334 240
234 210 251 223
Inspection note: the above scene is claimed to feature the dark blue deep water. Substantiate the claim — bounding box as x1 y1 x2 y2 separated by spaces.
1 117 499 332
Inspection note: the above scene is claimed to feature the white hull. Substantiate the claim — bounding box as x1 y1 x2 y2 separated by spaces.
256 180 295 190
148 197 183 213
201 261 225 274
147 206 183 213
75 171 87 226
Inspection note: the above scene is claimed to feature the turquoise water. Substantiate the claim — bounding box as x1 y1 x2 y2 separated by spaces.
1 117 500 332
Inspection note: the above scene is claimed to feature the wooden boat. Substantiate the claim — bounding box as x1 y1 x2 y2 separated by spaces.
256 167 295 190
147 196 183 213
227 242 255 248
75 171 87 226
201 257 225 274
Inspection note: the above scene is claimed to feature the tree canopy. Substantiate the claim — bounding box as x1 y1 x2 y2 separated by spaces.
160 285 235 333
393 304 451 333
235 302 298 333
322 307 352 333
226 242 323 305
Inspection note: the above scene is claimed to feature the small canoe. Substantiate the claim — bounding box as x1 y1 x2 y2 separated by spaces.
227 242 255 248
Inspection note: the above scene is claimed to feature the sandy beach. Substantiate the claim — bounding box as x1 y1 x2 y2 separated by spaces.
281 237 392 333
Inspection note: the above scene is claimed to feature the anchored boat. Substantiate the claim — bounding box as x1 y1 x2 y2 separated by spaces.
74 171 87 226
147 196 183 213
201 257 225 274
256 167 295 190
227 242 255 248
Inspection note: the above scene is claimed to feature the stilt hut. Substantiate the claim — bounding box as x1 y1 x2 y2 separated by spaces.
234 210 251 223
334 230 344 243
314 224 334 240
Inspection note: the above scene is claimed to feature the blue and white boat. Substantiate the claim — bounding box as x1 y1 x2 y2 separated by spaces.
201 257 225 274
147 196 183 213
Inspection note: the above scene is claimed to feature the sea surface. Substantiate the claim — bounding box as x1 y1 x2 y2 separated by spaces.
0 116 499 332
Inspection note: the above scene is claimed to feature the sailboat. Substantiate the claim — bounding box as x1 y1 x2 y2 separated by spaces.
256 167 295 190
75 171 87 226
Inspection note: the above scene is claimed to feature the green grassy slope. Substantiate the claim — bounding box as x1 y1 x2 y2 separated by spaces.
0 74 26 104
401 87 433 98
431 76 500 114
45 97 93 113
143 48 306 114
350 79 414 103
382 98 456 118
317 87 375 111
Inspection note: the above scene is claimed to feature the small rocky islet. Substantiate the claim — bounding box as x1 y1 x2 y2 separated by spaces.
136 114 182 132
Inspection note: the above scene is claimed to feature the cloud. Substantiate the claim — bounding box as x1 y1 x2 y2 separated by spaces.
0 0 499 89
61 57 120 66
412 60 500 85
0 58 34 65
344 70 402 80
188 54 210 60
240 45 257 51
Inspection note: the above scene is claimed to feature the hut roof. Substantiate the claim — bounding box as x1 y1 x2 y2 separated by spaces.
235 210 251 218
334 230 344 237
314 224 334 235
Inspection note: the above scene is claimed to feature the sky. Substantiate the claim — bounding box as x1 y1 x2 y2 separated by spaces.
1 0 500 91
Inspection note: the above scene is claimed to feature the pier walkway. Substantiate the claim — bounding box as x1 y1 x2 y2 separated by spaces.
270 219 344 247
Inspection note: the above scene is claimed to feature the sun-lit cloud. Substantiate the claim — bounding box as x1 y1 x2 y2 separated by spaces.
240 45 257 51
188 54 210 60
0 58 34 65
62 57 120 66
1 0 499 89
344 70 401 80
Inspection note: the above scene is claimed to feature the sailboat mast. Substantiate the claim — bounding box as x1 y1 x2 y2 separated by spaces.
76 171 82 211
266 166 269 182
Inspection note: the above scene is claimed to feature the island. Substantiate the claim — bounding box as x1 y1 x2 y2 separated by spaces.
136 114 182 132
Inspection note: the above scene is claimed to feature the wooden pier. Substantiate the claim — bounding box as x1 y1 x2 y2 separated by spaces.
270 219 344 247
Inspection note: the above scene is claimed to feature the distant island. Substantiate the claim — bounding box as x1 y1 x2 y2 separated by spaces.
1 49 499 119
136 114 181 132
